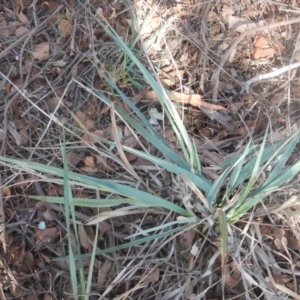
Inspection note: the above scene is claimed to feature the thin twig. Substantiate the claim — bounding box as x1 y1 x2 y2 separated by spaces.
242 61 300 93
0 175 6 256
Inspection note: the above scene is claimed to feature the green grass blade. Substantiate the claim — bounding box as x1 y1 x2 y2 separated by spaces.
74 80 191 169
263 129 300 186
226 141 251 193
0 157 193 217
85 222 98 299
206 166 232 207
239 124 269 203
249 159 300 198
61 141 81 299
88 7 196 168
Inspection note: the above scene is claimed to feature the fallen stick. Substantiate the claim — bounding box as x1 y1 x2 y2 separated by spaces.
242 61 300 93
145 90 228 111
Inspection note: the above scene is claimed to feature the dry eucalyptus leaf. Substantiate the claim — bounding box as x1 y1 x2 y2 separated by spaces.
33 42 50 61
35 227 59 249
76 109 95 130
58 19 72 37
81 130 105 145
43 1 61 12
286 231 300 250
19 128 28 146
2 186 11 199
125 153 137 162
180 228 196 250
85 102 96 118
15 174 27 188
252 36 276 60
274 235 288 253
17 10 29 23
142 268 160 283
224 262 241 287
123 126 138 148
78 224 91 250
104 124 122 141
43 294 52 300
95 155 110 170
44 96 63 111
71 65 78 78
0 20 10 38
97 259 114 286
80 166 97 174
15 26 30 36
84 156 95 168
66 153 80 166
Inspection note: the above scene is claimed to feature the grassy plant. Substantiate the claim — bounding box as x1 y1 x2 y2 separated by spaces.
1 2 300 299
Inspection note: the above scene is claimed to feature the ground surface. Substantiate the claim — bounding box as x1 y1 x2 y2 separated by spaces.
1 0 300 299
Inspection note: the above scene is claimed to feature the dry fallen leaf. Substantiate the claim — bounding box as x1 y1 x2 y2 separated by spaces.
58 18 72 37
43 1 61 12
180 228 196 250
43 294 52 300
2 186 11 199
125 153 137 162
224 261 241 287
252 36 276 60
35 227 59 249
273 227 288 253
260 224 273 236
81 130 105 145
78 224 91 250
15 174 28 188
84 156 95 168
66 153 80 167
0 20 10 38
273 274 291 285
95 154 111 171
32 42 50 61
19 128 28 146
286 231 300 250
43 96 64 112
97 259 114 287
15 6 29 23
84 102 96 118
142 268 160 283
160 70 184 87
76 110 95 130
15 26 30 36
122 127 138 148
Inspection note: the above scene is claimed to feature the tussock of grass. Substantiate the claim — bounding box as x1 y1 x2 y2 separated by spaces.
1 0 300 299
